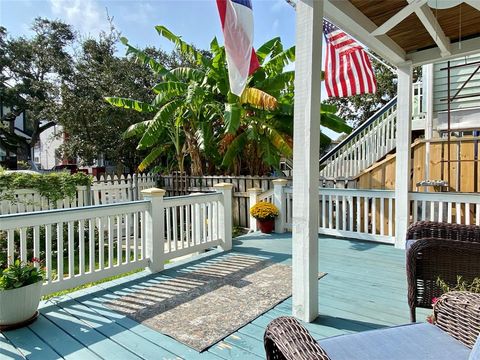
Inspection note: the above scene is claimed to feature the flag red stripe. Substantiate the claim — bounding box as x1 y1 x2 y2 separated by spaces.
323 20 376 98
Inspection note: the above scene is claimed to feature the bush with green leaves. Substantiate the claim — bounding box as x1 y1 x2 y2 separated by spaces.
0 172 92 204
0 259 45 290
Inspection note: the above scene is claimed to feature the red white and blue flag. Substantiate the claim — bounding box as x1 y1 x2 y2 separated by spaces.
216 0 260 96
323 20 377 98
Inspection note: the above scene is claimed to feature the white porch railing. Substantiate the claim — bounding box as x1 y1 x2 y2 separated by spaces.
320 98 397 179
268 182 480 244
0 184 232 296
284 187 396 244
410 192 480 225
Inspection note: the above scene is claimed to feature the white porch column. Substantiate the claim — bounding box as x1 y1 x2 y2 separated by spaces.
214 183 233 251
273 179 288 234
247 188 262 232
141 188 166 273
292 0 323 322
424 63 434 180
395 62 413 249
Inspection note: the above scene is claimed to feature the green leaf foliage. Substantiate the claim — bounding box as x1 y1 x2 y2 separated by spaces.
0 172 92 204
104 97 156 113
0 259 45 290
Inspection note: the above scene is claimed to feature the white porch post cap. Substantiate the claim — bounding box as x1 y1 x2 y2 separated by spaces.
247 187 263 193
213 183 234 190
272 179 289 185
141 188 166 196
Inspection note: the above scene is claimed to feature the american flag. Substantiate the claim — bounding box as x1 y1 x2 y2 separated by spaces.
323 20 377 98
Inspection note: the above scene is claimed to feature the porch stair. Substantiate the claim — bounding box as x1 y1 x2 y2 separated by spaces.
319 97 398 179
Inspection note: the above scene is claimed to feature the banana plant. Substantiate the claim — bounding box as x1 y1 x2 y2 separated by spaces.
106 26 351 175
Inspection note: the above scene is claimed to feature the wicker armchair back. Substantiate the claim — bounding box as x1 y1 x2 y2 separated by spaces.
406 221 480 322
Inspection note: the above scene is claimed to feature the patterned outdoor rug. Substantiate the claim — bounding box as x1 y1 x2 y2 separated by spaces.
105 254 326 352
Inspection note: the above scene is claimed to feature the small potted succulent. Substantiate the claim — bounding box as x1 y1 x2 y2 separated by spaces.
250 202 279 234
0 258 44 330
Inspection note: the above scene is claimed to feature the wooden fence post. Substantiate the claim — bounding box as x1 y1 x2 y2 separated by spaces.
141 188 166 273
273 179 288 233
214 183 233 251
247 188 262 232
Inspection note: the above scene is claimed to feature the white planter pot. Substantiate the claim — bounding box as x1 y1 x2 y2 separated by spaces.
0 281 43 326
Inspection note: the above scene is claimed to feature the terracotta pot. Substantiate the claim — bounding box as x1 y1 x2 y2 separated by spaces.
0 280 42 327
257 219 275 234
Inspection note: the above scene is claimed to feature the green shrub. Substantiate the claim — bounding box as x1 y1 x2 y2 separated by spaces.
0 172 92 203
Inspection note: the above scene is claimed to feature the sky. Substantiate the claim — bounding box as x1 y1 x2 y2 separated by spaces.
1 0 297 54
0 0 338 138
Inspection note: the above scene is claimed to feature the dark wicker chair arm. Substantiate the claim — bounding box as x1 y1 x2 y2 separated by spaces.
434 291 480 348
406 221 480 243
264 316 331 360
407 238 480 314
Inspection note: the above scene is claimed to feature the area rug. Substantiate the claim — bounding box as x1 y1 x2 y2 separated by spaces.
105 254 326 352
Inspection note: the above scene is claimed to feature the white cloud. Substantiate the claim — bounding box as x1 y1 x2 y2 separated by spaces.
121 2 154 24
271 0 286 13
49 0 109 36
272 19 280 32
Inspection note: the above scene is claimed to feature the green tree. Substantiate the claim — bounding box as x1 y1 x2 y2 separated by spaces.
0 19 75 164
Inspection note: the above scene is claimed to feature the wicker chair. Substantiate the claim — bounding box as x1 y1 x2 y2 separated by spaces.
406 221 480 322
264 292 480 360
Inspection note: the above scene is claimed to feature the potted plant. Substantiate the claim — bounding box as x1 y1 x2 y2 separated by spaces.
0 258 44 330
250 202 279 234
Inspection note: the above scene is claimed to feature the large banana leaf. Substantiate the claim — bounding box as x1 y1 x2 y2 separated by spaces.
105 97 156 113
255 37 281 63
263 46 295 74
120 37 171 78
137 146 165 172
221 131 249 168
256 71 294 93
155 26 211 68
169 67 206 83
240 88 278 110
152 81 188 95
320 113 352 134
138 99 183 149
265 127 293 158
123 120 152 139
224 103 242 134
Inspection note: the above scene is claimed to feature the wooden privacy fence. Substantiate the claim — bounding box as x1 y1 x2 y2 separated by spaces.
160 174 292 228
356 136 480 193
0 186 233 296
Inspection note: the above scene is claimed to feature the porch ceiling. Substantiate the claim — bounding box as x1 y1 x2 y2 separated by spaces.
324 0 480 66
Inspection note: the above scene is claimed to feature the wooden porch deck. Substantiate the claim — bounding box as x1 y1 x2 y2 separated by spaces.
1 233 429 359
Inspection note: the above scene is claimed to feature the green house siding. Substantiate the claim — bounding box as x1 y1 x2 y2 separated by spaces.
433 53 480 114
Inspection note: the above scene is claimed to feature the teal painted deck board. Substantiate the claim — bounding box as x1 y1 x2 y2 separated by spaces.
2 327 62 360
4 233 426 359
28 315 101 360
0 333 25 360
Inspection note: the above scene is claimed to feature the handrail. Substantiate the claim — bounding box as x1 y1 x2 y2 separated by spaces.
320 96 397 164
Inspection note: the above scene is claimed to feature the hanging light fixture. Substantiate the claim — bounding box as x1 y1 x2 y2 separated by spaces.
427 0 462 9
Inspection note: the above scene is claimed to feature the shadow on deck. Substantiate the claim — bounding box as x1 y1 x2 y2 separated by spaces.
0 233 429 359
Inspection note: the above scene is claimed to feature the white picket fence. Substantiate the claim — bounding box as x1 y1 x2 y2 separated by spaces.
0 173 158 215
0 185 232 296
